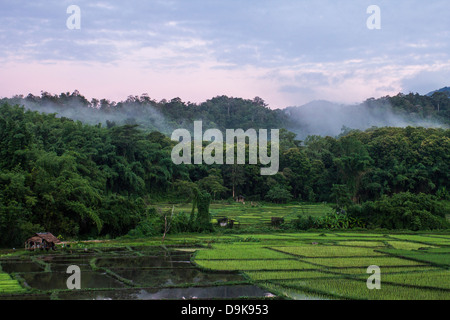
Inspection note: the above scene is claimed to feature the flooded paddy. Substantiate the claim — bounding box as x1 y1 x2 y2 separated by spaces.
0 246 274 300
56 285 272 300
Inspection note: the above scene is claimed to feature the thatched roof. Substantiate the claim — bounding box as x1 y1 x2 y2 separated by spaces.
26 233 61 244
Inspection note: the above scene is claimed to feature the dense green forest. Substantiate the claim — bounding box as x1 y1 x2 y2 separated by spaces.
0 90 449 246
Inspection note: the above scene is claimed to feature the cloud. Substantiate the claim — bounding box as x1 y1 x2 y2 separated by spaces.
1 0 450 108
401 69 450 95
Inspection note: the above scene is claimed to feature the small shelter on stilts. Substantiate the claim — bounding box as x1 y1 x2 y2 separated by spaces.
24 233 61 251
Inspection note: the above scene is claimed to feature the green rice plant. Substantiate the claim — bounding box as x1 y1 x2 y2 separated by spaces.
260 282 330 300
272 245 384 258
193 235 239 241
381 270 450 289
233 234 300 240
0 273 26 294
331 266 442 275
195 247 291 260
421 248 450 254
245 270 336 281
387 241 436 250
209 203 330 226
194 259 319 271
389 235 450 245
279 233 334 238
209 240 310 249
336 241 387 248
334 233 386 238
382 249 450 267
237 215 262 219
275 278 450 300
300 256 426 268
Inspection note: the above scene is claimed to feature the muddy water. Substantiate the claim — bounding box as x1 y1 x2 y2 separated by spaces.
0 247 275 300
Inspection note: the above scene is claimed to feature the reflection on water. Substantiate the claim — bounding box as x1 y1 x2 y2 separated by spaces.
111 268 244 287
58 285 273 300
0 247 276 300
1 261 44 273
20 271 125 291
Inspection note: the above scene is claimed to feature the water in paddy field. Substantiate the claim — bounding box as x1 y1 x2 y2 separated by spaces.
0 247 274 300
57 285 272 300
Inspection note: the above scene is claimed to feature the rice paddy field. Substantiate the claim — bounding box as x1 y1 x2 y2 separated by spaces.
0 203 449 300
159 202 333 227
191 232 450 300
0 273 26 294
1 230 448 300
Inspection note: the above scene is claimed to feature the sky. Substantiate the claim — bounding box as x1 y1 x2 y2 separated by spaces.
1 0 450 109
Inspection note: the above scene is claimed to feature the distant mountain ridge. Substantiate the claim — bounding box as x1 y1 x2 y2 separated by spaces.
1 89 449 139
427 86 450 97
284 91 449 139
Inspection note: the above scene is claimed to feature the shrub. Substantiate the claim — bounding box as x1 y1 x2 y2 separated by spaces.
265 185 293 204
293 215 318 230
348 192 450 231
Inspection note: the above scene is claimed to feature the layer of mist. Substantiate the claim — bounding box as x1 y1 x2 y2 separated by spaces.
4 95 174 134
2 92 448 140
284 99 447 139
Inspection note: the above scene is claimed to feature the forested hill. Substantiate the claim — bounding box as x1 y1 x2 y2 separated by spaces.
285 92 450 138
1 92 288 135
1 90 448 138
427 86 450 97
0 101 449 246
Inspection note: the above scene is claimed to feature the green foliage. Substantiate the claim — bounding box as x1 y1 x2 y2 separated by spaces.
194 191 213 232
0 103 175 246
0 89 450 245
293 215 318 230
348 192 450 231
265 185 293 204
293 212 365 231
127 211 163 238
197 173 228 200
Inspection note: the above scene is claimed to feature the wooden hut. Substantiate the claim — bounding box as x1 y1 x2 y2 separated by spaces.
236 195 245 204
25 233 61 251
